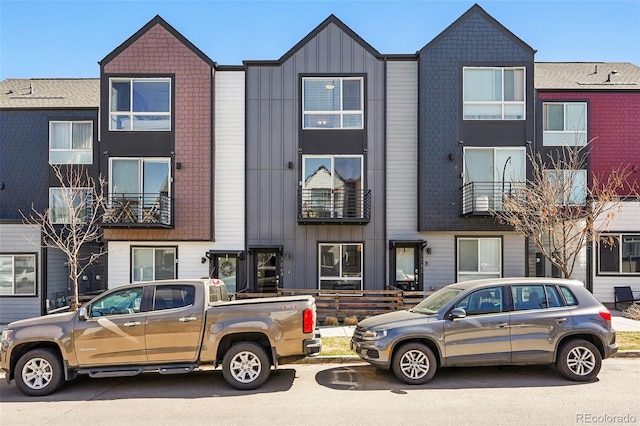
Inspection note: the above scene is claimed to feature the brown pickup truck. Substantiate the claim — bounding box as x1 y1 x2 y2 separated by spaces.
0 278 321 396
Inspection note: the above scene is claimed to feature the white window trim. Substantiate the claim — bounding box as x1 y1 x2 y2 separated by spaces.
49 187 91 224
302 77 364 129
598 234 640 275
131 246 177 282
108 157 171 196
462 147 526 184
0 254 37 296
318 243 363 291
463 67 526 120
543 102 588 146
457 237 502 282
48 121 93 164
543 169 588 206
109 77 172 131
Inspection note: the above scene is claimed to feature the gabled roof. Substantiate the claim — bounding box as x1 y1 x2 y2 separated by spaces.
99 15 215 67
535 62 640 90
244 14 382 66
419 3 534 54
0 78 99 109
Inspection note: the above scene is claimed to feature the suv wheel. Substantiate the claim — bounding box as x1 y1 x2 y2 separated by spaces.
556 339 602 381
391 342 437 385
15 348 64 396
222 342 271 390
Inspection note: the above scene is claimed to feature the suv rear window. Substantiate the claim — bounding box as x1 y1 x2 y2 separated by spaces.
559 286 578 306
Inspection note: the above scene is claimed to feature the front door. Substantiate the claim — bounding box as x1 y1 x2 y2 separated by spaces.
391 244 421 291
254 249 281 293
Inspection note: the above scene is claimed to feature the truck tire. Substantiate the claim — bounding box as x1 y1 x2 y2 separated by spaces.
556 339 601 381
15 348 64 396
391 342 437 385
222 342 271 390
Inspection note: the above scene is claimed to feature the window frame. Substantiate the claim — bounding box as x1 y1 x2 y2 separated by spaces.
109 77 172 131
463 67 526 120
48 121 93 164
302 77 364 129
456 237 502 282
542 102 588 146
598 234 640 275
131 246 178 282
318 243 363 292
108 157 171 197
49 187 91 224
0 254 37 296
543 169 588 206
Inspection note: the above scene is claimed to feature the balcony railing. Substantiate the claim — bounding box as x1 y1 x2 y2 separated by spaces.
102 193 172 227
461 181 526 215
298 188 371 224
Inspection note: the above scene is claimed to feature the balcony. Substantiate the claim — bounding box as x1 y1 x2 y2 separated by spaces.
102 193 172 228
298 188 371 224
461 181 525 216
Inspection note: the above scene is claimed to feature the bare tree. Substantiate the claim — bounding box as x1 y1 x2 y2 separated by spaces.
493 142 637 279
21 165 108 310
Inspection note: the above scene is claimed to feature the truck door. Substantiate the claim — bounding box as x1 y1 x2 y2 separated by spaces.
74 286 146 365
145 284 203 362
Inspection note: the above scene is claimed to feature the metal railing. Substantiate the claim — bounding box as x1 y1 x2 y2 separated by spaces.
460 181 526 215
298 188 371 223
102 193 172 227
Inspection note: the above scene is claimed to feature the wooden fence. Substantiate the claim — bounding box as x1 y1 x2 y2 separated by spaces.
236 288 432 322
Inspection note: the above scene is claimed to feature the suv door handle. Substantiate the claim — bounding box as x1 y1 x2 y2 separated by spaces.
124 321 141 327
179 316 197 322
555 318 567 324
496 322 508 328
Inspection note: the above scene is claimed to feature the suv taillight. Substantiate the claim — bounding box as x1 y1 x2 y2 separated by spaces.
303 308 315 334
599 309 612 321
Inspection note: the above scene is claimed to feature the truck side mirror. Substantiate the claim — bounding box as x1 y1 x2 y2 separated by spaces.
79 306 90 321
449 307 467 320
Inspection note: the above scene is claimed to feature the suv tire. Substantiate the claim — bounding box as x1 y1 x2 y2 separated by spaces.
391 342 437 385
556 339 602 381
222 341 271 390
15 348 64 396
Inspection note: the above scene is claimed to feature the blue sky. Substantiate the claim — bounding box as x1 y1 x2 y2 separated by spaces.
1 0 639 79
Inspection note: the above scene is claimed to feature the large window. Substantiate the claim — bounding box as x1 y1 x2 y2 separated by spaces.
543 102 587 146
302 77 363 129
110 158 170 198
457 237 502 282
599 234 640 275
319 243 363 291
49 121 92 164
110 78 171 131
543 169 587 205
463 67 525 120
0 254 36 296
132 247 177 282
49 187 91 224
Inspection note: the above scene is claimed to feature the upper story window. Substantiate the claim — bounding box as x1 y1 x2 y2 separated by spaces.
599 234 640 275
302 77 363 129
543 169 587 205
49 121 92 164
543 102 587 146
463 67 525 120
109 158 170 198
109 78 171 131
0 254 36 296
49 187 91 224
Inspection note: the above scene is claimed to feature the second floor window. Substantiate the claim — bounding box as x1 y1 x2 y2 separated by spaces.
543 102 587 146
49 187 91 224
302 77 363 129
543 169 587 205
109 158 170 199
49 121 92 164
110 78 171 131
463 67 525 120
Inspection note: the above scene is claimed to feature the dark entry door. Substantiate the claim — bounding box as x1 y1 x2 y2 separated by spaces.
391 243 421 291
254 249 281 293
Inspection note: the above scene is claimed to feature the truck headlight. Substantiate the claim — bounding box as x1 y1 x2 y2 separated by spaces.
362 329 388 341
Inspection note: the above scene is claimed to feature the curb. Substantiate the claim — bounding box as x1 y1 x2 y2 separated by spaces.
612 350 640 358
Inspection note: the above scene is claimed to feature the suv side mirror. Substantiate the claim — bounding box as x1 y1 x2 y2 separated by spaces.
78 306 90 321
449 307 467 320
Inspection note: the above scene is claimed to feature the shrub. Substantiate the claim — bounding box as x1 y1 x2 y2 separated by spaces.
343 316 358 326
323 316 339 326
623 302 640 320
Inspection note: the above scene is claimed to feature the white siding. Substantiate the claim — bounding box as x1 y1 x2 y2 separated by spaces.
386 60 418 239
214 70 245 249
593 200 640 303
0 224 42 323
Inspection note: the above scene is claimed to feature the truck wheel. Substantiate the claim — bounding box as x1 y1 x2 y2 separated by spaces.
15 348 64 396
222 342 271 390
391 342 437 385
556 339 601 381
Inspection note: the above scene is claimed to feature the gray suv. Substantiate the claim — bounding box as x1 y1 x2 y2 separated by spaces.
351 278 617 384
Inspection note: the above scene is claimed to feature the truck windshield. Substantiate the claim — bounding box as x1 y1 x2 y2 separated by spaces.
411 287 463 315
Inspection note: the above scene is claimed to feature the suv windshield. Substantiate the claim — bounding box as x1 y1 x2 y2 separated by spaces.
412 287 463 315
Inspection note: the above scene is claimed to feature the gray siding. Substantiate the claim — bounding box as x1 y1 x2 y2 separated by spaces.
246 21 387 290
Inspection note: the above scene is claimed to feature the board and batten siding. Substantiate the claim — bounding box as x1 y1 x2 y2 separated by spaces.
0 224 42 323
592 201 640 303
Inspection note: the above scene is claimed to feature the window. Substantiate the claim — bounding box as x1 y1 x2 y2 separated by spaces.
543 102 587 146
132 247 176 282
457 237 501 282
49 121 92 164
302 156 363 218
454 286 504 315
319 243 363 291
49 187 91 224
512 284 563 310
110 78 171 131
463 67 525 120
599 234 640 275
90 287 143 317
543 169 587 205
153 285 195 310
0 255 36 296
302 77 363 129
110 157 170 199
